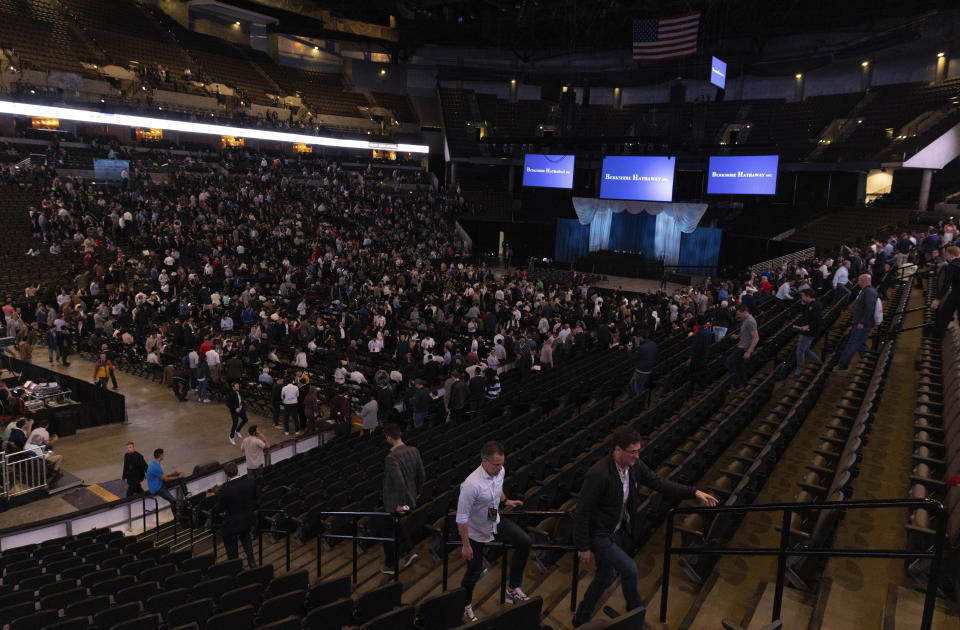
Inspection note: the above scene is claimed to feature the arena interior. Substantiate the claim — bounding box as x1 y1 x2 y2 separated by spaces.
0 0 958 629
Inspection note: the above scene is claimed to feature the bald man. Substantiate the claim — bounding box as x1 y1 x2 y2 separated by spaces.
834 273 877 372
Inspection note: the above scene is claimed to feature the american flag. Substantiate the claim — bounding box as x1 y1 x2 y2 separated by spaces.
632 12 701 62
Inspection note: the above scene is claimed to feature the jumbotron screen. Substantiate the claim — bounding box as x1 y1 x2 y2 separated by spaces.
522 154 575 189
707 155 780 195
599 156 675 202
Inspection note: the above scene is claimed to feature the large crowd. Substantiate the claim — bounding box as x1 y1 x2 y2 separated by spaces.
2 142 959 439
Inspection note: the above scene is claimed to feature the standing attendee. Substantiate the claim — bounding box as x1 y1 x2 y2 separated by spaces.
448 371 469 423
835 274 878 372
379 424 425 575
122 441 148 497
725 304 758 388
629 328 657 399
360 394 380 436
572 427 717 626
409 379 431 429
795 288 824 375
280 376 300 435
215 461 258 569
832 260 851 302
146 448 186 508
686 316 712 391
224 382 249 445
241 425 269 481
931 245 960 339
270 374 284 428
92 352 115 389
457 441 530 623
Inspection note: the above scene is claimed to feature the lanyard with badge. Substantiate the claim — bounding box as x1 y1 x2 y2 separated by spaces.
486 475 500 524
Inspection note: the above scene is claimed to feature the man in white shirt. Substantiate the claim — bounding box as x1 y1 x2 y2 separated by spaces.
205 345 222 383
833 260 851 301
456 441 530 623
280 379 300 436
241 425 269 480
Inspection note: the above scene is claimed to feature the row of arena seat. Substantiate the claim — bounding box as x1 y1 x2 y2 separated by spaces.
906 278 959 595
675 290 848 583
784 274 912 591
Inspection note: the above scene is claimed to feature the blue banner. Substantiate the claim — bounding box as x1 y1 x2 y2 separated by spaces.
599 156 675 202
707 155 779 195
522 154 575 189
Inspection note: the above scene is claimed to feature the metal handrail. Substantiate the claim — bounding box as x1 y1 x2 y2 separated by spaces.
660 498 947 630
141 495 160 539
315 510 404 584
257 508 292 572
441 510 582 611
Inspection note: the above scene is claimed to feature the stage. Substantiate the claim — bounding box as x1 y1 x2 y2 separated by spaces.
555 197 722 276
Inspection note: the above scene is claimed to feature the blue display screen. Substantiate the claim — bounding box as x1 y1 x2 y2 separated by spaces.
707 155 780 195
710 57 727 89
599 156 675 202
522 154 575 189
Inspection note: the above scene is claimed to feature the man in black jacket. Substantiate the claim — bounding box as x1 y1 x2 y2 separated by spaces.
572 426 717 626
225 381 249 445
931 245 960 339
686 317 712 391
795 288 823 375
215 461 258 568
122 441 148 497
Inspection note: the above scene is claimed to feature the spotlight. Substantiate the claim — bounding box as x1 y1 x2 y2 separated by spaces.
861 61 869 67
938 52 945 58
795 73 802 79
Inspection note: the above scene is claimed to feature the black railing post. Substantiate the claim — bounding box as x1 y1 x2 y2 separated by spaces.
442 514 449 591
155 498 160 539
571 549 580 613
258 525 263 567
921 506 947 630
141 495 146 535
660 510 674 623
173 506 178 544
352 515 359 584
212 526 218 559
500 543 508 604
393 514 401 583
189 512 194 551
772 509 792 623
285 531 291 573
317 531 322 578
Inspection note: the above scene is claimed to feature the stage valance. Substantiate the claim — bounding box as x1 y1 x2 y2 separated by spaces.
571 198 708 265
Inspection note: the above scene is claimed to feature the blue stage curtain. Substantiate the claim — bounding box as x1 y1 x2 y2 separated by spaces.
555 219 590 262
608 211 656 256
678 227 723 276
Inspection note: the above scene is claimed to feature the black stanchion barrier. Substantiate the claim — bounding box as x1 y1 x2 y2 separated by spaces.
441 510 581 612
660 498 947 630
315 510 403 584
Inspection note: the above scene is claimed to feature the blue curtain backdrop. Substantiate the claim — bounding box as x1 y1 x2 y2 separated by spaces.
555 219 590 262
608 211 657 256
677 227 723 275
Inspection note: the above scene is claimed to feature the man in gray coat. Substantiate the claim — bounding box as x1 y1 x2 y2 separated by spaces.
380 424 425 574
